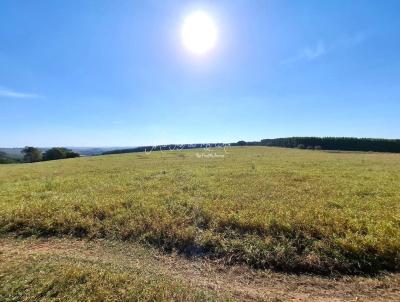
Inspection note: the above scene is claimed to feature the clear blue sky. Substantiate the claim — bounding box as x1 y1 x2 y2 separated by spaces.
1 0 399 147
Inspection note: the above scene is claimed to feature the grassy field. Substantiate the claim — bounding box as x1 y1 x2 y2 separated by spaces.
1 147 399 276
0 237 230 302
2 237 399 302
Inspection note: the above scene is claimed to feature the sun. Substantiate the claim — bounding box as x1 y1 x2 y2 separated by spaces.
181 11 218 55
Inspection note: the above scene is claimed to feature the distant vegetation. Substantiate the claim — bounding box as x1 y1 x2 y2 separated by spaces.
0 151 21 164
21 146 43 162
20 146 80 163
42 147 80 161
102 137 400 156
1 147 399 274
102 144 226 155
260 137 400 153
0 147 132 164
2 137 400 165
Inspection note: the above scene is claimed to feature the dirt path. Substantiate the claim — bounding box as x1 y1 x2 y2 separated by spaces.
1 237 399 302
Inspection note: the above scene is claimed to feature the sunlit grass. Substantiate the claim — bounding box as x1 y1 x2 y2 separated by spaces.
0 244 226 302
1 147 399 274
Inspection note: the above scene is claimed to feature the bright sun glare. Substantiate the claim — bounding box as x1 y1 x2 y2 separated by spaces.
181 11 218 55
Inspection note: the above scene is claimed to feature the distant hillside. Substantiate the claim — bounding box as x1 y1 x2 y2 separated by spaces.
0 147 134 158
0 151 21 164
103 137 400 155
3 137 400 160
102 144 227 155
0 148 26 158
68 147 134 156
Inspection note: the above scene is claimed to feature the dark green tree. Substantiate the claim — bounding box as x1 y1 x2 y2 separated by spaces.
43 148 80 161
65 151 80 158
21 146 42 163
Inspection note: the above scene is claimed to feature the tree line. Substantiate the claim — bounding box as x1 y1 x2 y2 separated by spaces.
102 137 400 156
259 137 400 153
2 137 400 164
21 147 80 163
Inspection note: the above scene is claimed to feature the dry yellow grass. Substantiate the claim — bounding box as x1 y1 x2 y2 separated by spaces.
1 147 399 274
2 237 399 302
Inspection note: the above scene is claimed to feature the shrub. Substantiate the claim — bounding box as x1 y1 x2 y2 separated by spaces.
21 146 42 162
43 148 80 161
